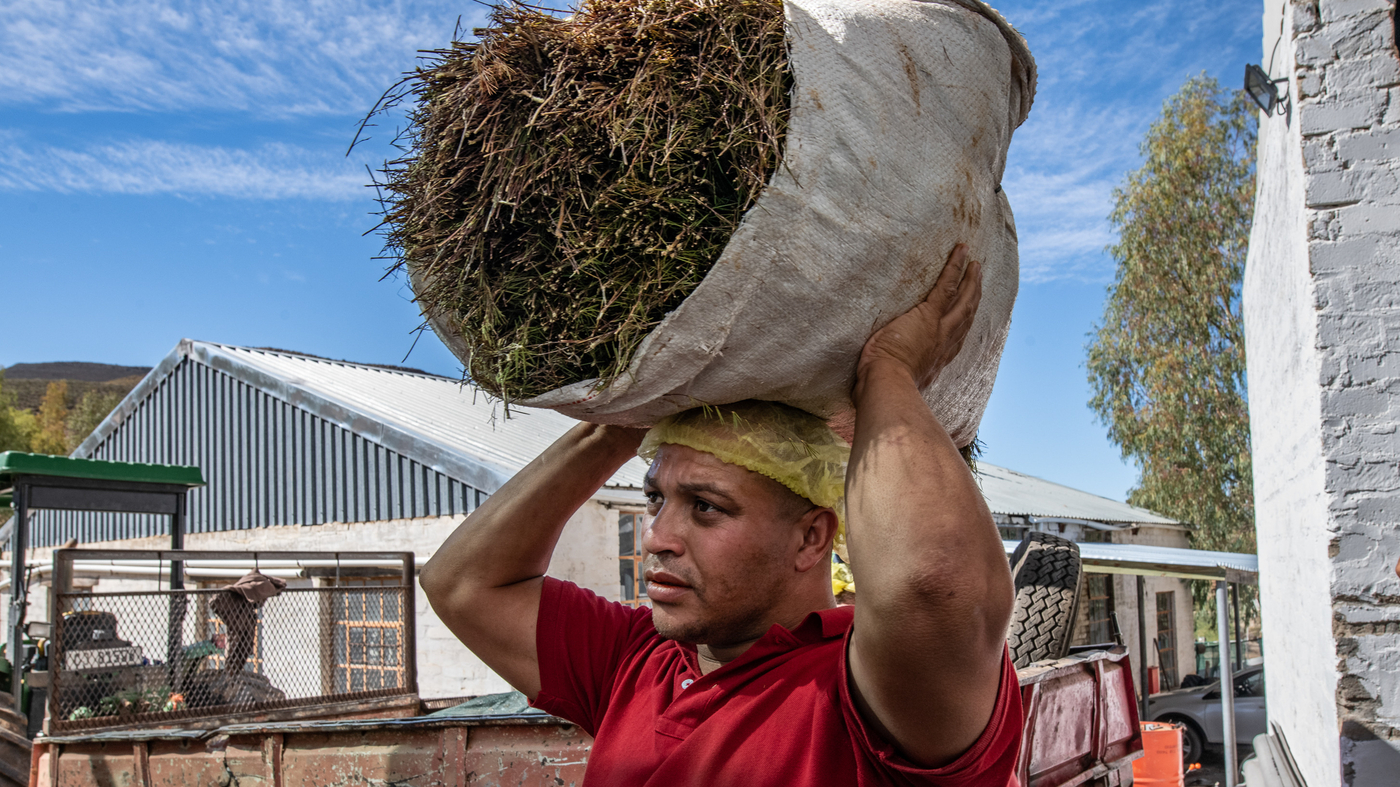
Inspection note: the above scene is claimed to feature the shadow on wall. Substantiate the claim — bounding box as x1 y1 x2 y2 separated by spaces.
1340 721 1400 786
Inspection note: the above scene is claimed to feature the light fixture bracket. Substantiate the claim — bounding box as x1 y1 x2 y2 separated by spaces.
1244 63 1290 116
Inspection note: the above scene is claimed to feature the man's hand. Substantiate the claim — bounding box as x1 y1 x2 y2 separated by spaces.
856 243 982 393
845 243 1013 769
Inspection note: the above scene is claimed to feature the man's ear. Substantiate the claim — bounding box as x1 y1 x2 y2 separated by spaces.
795 508 840 573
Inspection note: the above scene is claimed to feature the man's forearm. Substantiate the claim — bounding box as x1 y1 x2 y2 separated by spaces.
422 422 645 597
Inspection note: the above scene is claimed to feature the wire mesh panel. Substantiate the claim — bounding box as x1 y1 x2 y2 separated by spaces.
48 550 416 733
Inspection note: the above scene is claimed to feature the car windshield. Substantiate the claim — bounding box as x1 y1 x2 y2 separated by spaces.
1237 670 1264 697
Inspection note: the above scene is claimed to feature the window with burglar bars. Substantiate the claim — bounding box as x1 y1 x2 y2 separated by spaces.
619 511 650 608
1156 591 1178 691
331 577 405 693
1086 574 1115 645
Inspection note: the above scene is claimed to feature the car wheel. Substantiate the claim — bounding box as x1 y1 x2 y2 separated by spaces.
1172 718 1206 765
1007 531 1083 668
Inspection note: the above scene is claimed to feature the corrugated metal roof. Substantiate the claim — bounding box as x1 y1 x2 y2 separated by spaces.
78 341 1176 525
977 462 1177 525
189 341 649 492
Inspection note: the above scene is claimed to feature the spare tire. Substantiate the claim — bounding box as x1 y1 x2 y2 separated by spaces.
1008 531 1083 668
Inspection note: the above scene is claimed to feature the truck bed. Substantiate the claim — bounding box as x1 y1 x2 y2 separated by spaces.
31 648 1142 787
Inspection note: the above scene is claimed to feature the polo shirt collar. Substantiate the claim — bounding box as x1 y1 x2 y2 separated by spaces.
677 604 853 671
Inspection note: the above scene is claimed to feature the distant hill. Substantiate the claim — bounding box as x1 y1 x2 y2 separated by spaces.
3 363 149 412
4 362 150 382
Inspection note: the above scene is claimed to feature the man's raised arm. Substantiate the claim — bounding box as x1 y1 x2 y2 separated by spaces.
845 244 1016 767
420 422 646 699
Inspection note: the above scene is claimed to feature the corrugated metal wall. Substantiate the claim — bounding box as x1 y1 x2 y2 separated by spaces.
32 358 482 547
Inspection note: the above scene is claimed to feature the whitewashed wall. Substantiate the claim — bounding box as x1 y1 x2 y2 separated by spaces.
16 500 624 700
1245 0 1400 783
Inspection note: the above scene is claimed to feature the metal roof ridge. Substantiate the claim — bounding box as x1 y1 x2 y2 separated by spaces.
975 461 1180 525
71 340 194 458
207 342 460 383
74 340 514 494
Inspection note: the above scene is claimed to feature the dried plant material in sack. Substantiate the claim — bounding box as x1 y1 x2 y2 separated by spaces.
381 0 791 402
384 0 1036 447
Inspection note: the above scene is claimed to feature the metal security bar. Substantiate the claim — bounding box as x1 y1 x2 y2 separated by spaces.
47 550 416 733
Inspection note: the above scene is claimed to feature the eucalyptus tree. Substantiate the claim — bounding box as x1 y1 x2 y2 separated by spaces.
1088 75 1257 627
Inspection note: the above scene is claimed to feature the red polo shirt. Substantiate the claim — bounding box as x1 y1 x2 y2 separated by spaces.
530 578 1023 786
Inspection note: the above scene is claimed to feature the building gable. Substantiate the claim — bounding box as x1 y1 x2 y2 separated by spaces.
35 343 492 547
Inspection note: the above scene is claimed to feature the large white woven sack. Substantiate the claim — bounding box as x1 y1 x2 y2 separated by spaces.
430 0 1035 446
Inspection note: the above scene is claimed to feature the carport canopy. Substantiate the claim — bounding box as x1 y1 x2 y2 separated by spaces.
1002 539 1259 585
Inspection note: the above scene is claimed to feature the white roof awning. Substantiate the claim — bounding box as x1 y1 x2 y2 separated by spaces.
1003 540 1258 584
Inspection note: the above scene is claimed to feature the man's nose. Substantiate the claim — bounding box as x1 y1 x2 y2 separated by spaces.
641 505 685 557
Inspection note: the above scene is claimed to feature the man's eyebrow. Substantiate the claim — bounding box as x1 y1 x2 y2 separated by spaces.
674 480 739 504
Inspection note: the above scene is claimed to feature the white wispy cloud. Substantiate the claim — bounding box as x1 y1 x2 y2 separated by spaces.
995 0 1258 282
0 0 483 116
0 138 367 200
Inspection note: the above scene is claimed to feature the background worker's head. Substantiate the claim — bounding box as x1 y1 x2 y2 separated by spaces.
637 401 848 647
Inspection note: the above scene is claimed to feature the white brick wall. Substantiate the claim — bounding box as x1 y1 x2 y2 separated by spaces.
1246 1 1400 783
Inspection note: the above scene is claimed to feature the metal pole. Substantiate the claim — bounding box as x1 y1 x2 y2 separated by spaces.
1216 580 1237 787
1137 575 1149 722
170 494 185 591
8 482 28 714
1231 583 1243 669
401 553 418 696
165 495 188 687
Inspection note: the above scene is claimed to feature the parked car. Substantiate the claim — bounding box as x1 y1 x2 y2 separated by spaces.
1147 665 1266 763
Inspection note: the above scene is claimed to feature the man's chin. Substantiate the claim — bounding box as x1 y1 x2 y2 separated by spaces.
650 606 708 644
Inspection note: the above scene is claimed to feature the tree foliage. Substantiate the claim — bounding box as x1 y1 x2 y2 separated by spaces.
31 381 73 456
0 372 37 454
1088 75 1257 562
68 390 126 450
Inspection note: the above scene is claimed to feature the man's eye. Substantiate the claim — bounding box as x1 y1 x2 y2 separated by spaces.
645 491 662 505
694 499 718 514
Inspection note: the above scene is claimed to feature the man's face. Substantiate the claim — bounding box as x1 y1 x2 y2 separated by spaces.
641 444 812 647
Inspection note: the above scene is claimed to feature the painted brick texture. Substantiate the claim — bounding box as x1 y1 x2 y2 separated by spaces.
1249 0 1400 783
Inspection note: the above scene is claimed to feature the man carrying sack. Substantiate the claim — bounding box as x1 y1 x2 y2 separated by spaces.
422 245 1019 784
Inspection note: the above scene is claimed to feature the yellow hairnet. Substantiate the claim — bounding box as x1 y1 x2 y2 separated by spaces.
637 400 851 558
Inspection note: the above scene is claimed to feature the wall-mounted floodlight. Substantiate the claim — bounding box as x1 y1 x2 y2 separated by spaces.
1245 64 1289 115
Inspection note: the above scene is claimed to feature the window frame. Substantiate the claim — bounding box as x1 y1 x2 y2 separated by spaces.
1086 574 1115 645
618 510 650 608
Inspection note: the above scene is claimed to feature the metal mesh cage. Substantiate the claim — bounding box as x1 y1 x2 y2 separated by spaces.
47 550 416 733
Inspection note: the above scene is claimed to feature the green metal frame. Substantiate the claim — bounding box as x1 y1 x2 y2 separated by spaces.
0 452 205 717
0 452 204 489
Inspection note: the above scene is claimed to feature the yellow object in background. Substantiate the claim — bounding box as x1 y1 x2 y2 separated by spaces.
831 562 855 597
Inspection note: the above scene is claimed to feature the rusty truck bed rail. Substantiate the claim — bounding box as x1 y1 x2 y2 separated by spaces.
32 647 1145 787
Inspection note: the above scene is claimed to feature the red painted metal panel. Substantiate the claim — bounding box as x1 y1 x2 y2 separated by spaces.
1016 649 1145 787
462 724 591 785
35 649 1142 787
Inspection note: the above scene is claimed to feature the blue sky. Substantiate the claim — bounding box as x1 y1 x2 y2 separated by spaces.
0 0 1262 502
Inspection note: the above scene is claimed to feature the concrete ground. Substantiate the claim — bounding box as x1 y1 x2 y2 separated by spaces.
1184 743 1254 787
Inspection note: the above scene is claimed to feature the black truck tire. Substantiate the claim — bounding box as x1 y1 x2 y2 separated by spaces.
1008 531 1083 668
